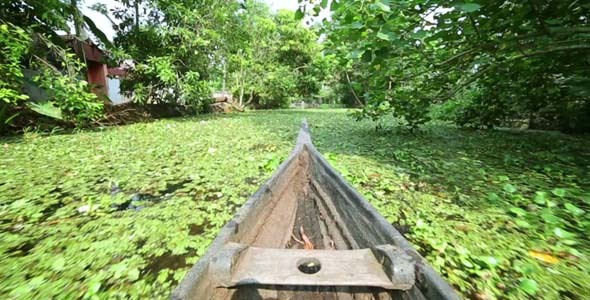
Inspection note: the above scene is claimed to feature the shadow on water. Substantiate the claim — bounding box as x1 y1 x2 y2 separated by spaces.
243 109 590 209
138 221 210 280
109 179 195 211
143 251 195 282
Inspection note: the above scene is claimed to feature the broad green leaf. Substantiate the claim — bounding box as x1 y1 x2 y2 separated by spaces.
564 203 584 216
29 276 45 287
415 218 426 228
503 183 517 194
509 207 526 217
487 192 500 203
83 15 114 48
562 239 578 246
51 256 66 271
375 1 391 12
128 268 140 281
461 258 474 268
519 278 538 295
330 0 341 11
294 9 304 20
313 5 321 15
480 256 498 267
515 219 531 228
157 270 169 284
533 191 547 205
348 49 366 59
455 2 482 13
110 263 127 279
26 101 63 120
87 281 101 295
541 212 561 224
376 31 397 41
551 188 566 198
545 19 561 25
410 30 428 40
553 227 576 239
348 22 364 29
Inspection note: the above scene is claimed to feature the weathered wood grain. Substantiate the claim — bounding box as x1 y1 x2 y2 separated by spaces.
171 119 460 300
213 244 412 289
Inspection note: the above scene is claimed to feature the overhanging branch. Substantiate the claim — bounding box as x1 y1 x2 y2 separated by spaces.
439 44 590 100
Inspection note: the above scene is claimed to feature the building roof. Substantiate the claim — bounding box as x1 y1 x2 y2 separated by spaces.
107 67 127 77
62 35 106 63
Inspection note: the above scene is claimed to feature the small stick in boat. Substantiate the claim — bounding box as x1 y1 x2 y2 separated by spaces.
291 234 304 245
300 226 314 250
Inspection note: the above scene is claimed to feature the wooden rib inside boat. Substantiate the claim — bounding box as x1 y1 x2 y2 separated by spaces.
172 120 459 300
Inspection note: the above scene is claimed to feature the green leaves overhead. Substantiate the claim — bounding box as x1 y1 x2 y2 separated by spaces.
295 9 305 20
374 0 391 13
311 0 590 131
113 0 326 109
347 49 365 59
376 30 398 41
454 2 482 13
82 15 114 48
409 30 428 40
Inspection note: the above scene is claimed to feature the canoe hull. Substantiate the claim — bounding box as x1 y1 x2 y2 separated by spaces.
172 121 459 300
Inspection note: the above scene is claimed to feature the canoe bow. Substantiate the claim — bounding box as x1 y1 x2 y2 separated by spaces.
172 119 459 300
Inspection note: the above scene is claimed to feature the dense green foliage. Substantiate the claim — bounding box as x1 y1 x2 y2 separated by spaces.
0 1 107 129
226 8 330 108
107 0 238 110
301 0 590 131
0 0 333 130
2 1 589 297
105 0 328 109
1 110 589 299
31 40 103 124
0 24 30 105
0 23 31 132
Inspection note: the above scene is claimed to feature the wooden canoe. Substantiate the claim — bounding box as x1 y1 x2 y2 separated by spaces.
172 120 459 300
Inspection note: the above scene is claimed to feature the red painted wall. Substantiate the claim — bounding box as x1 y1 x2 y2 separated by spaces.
87 61 108 96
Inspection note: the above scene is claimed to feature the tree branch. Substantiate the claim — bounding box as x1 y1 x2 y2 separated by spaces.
436 49 477 67
345 72 364 107
439 44 590 100
469 16 482 40
528 0 550 36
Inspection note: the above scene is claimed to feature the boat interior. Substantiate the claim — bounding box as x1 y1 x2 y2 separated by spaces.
172 124 458 300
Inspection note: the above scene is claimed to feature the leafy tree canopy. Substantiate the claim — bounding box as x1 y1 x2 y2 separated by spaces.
299 0 590 132
105 0 329 110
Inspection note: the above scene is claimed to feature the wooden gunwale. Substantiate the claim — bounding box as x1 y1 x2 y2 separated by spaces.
171 119 459 300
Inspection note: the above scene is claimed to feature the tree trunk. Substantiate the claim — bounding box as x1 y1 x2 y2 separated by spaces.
135 1 140 30
70 0 88 74
71 0 83 38
239 62 244 106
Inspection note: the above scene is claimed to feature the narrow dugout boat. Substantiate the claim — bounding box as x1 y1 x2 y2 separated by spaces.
172 120 459 300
